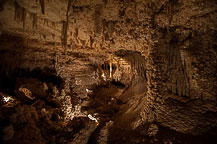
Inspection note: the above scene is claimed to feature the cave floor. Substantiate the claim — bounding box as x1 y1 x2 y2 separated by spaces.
0 71 217 144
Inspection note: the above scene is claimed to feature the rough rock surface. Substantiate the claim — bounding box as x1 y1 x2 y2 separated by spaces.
0 0 217 143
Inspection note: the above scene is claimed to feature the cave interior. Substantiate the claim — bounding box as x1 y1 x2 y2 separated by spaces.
0 0 217 144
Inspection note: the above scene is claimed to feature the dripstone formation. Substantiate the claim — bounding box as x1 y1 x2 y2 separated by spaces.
0 0 217 143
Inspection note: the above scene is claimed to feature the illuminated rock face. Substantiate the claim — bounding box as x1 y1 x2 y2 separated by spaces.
0 0 217 143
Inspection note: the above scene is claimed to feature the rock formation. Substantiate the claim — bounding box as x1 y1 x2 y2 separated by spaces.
0 0 217 143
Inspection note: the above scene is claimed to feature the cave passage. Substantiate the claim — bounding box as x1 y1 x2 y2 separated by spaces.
0 0 217 144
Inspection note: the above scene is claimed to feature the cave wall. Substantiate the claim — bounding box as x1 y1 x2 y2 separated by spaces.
142 0 217 135
149 28 217 134
0 0 217 136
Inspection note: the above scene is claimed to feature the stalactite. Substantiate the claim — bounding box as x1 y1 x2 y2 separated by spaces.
104 62 106 70
138 63 141 76
135 59 138 74
22 8 27 30
61 0 72 54
94 6 102 35
14 1 27 31
168 50 171 66
90 36 94 48
140 64 143 77
175 79 178 95
26 38 29 47
39 0 45 14
80 39 86 46
14 1 19 20
61 20 68 54
109 62 113 80
133 58 136 71
46 19 49 26
75 28 78 38
14 1 22 21
45 19 47 26
52 22 55 28
32 13 38 28
43 18 46 25
180 84 183 96
52 34 55 40
43 35 46 40
141 64 143 77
